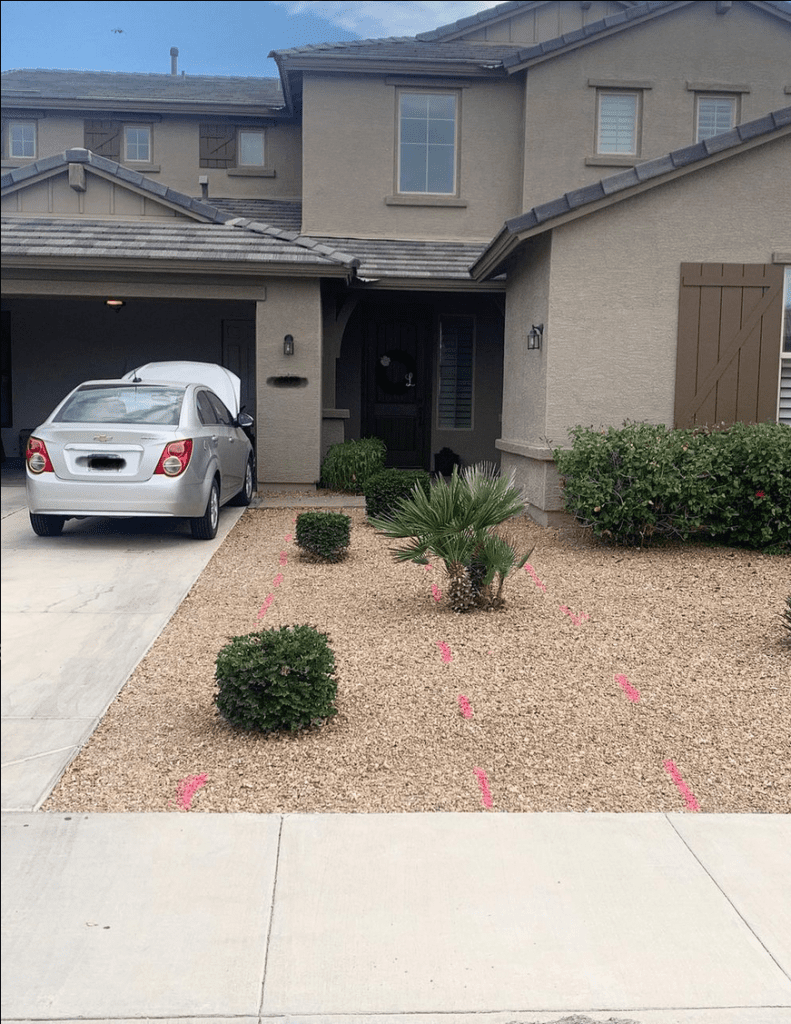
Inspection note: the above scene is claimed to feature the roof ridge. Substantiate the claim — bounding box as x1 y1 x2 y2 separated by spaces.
223 217 360 269
1 67 280 83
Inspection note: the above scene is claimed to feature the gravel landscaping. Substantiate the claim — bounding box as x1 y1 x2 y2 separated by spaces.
45 506 790 815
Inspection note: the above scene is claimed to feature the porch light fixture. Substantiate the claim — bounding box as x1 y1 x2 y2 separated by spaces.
283 334 295 356
527 323 543 350
105 298 125 312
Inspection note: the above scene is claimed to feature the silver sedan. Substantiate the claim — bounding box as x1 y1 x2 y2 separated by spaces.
25 361 255 540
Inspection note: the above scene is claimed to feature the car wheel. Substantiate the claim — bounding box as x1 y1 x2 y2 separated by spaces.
229 456 255 507
191 479 220 540
29 513 65 537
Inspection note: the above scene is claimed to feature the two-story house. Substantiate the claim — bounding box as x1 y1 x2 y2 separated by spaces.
3 0 790 522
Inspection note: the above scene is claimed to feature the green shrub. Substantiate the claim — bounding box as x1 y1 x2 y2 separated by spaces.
553 421 791 550
363 468 432 520
295 511 351 562
320 437 386 493
215 624 338 732
369 463 533 612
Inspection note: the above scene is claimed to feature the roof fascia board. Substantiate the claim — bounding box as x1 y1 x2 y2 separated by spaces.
351 277 504 292
1 254 354 280
1 96 287 118
275 56 505 78
471 126 790 279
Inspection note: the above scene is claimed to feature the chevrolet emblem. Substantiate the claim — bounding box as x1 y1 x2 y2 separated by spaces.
93 435 112 442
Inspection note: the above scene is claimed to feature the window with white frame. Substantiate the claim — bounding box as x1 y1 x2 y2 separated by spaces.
596 91 639 155
238 130 265 166
696 95 737 141
124 126 151 162
8 121 36 159
398 91 457 195
438 315 474 429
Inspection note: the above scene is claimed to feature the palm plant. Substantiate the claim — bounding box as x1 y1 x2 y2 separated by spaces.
369 463 534 611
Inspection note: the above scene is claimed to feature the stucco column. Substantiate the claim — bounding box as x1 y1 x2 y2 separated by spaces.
255 279 323 486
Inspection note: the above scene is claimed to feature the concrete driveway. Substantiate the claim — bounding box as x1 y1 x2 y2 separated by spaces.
1 463 244 811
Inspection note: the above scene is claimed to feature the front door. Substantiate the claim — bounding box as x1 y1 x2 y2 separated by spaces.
363 304 431 469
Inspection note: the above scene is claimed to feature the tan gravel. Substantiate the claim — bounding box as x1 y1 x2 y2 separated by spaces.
45 508 790 815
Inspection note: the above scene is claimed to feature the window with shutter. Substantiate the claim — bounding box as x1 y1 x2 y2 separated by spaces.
779 267 791 426
438 315 474 429
199 123 237 168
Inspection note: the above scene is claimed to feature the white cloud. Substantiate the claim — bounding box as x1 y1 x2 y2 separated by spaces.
276 1 504 39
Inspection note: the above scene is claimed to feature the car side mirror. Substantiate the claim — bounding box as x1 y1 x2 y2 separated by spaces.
237 413 254 429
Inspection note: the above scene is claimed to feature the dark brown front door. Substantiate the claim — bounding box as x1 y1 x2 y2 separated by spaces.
363 304 431 468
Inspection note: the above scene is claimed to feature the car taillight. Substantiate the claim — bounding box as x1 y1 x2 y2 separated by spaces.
26 436 54 473
154 439 193 477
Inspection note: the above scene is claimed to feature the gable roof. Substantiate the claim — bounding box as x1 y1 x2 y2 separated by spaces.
1 150 359 277
1 68 285 117
471 107 791 280
415 0 640 41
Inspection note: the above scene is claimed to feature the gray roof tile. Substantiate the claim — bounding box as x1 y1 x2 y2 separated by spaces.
308 237 487 280
202 199 301 231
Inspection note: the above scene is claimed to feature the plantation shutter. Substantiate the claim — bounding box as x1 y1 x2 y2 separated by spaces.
674 263 784 428
84 120 122 159
199 123 236 168
438 315 474 429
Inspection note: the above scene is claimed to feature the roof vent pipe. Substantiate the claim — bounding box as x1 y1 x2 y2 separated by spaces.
170 47 179 75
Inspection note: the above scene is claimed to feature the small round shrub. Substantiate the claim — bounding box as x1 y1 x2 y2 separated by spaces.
320 437 386 493
363 468 431 520
215 624 338 732
295 510 351 561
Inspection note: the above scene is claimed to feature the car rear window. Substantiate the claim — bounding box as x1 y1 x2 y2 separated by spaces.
54 385 185 425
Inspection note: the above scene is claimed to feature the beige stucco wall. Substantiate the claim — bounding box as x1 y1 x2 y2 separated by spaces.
2 113 303 202
463 1 627 43
255 278 324 485
301 73 524 241
522 2 791 209
500 133 789 518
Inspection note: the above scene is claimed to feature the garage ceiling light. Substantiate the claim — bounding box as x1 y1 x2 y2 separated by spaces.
105 298 125 311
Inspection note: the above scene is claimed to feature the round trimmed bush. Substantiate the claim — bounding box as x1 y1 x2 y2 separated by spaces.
214 625 338 732
295 510 351 562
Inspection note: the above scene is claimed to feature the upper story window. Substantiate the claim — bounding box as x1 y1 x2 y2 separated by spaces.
596 91 639 155
696 95 737 141
84 119 158 169
238 130 265 166
124 126 151 163
8 121 37 159
398 91 457 195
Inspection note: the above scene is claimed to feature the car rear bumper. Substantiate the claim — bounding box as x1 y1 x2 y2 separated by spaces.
26 472 210 518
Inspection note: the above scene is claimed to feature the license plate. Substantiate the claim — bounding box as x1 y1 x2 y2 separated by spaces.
89 456 125 471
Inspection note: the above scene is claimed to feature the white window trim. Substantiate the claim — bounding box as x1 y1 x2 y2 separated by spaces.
396 88 460 198
124 125 152 163
779 266 791 426
695 94 738 143
237 128 266 167
437 314 475 431
7 120 37 160
596 90 641 157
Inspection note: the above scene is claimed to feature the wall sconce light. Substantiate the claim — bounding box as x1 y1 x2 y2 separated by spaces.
283 334 295 356
105 298 125 312
527 323 543 350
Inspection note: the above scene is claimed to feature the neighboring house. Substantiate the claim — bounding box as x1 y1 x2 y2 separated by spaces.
2 0 790 523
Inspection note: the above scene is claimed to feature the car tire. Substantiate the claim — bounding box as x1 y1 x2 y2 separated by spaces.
29 513 65 537
191 479 220 540
229 456 255 507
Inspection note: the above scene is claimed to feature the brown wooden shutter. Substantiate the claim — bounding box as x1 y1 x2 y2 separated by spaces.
199 123 236 168
674 263 784 428
84 120 122 159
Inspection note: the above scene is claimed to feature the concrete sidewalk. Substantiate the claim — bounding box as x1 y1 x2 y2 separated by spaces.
2 473 790 1023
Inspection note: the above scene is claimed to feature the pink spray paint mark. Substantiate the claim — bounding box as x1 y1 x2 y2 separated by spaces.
431 583 442 603
177 774 207 810
474 767 493 808
279 551 288 567
524 563 547 593
663 759 700 812
284 533 293 543
458 695 473 719
424 563 432 572
559 604 589 626
257 593 274 619
436 641 453 663
273 573 284 588
615 673 641 703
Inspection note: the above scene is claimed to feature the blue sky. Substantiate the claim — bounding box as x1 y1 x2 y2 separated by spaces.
1 1 503 77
